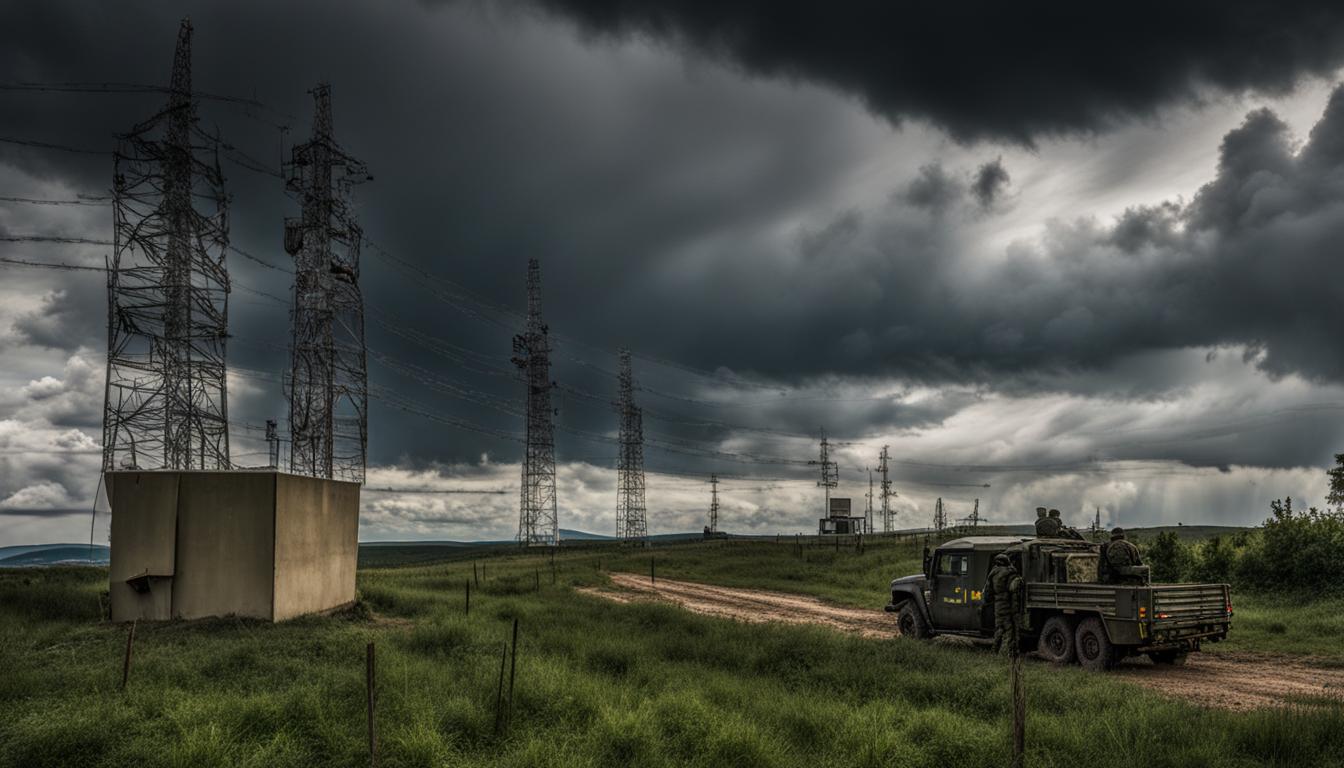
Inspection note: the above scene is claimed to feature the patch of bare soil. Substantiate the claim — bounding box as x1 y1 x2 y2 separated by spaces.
1112 651 1344 711
581 573 1344 711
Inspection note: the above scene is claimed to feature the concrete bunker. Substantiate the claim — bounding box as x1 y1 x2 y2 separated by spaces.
107 470 359 622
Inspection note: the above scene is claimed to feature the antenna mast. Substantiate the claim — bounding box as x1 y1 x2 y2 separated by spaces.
809 431 838 519
878 445 895 532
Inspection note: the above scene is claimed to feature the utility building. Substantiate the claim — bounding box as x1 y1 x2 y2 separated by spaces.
108 470 359 622
819 497 866 535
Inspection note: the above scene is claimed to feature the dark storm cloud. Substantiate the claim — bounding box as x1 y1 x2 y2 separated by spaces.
510 0 1344 144
5 0 1344 483
900 164 961 212
10 288 102 350
971 158 1010 209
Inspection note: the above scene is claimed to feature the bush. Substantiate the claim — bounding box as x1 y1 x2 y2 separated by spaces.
1235 497 1344 593
1188 536 1237 584
1142 531 1190 583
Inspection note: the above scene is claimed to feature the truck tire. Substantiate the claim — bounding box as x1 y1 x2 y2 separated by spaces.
1148 650 1188 666
1037 615 1076 665
1074 617 1116 672
897 602 931 640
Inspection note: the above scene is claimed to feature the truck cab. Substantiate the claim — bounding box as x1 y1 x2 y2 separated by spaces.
886 536 1233 670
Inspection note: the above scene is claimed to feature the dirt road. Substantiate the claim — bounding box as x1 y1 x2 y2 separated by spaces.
581 573 1344 711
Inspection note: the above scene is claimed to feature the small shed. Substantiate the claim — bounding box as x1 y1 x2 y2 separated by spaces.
818 497 865 535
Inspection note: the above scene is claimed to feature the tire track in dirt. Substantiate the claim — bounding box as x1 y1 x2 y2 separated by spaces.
580 572 898 639
580 572 1344 711
1111 652 1344 711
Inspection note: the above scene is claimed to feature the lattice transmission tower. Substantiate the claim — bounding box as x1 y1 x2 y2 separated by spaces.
512 259 558 546
284 84 370 483
103 19 231 472
706 473 720 534
934 497 947 532
878 445 895 532
614 349 647 541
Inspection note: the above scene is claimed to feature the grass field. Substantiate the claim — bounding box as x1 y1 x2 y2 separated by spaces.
4 541 1344 767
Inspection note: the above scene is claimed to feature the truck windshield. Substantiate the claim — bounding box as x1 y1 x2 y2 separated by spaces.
938 553 970 576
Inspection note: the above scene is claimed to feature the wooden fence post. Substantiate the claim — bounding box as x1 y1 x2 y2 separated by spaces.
1011 653 1026 768
119 619 137 692
366 642 378 768
506 618 519 728
493 641 508 733
473 561 479 587
650 556 655 586
465 580 471 616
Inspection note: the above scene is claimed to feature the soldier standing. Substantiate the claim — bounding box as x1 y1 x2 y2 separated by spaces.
1034 507 1060 537
984 553 1023 656
1103 527 1146 584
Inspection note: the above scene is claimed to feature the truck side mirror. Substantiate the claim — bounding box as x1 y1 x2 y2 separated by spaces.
922 546 932 578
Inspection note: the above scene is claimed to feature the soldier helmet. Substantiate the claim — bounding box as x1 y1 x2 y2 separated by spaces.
1036 506 1047 518
993 553 1010 565
1111 527 1125 540
1048 508 1061 518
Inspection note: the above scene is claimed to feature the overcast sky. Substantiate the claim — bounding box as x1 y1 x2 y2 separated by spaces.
5 1 1344 545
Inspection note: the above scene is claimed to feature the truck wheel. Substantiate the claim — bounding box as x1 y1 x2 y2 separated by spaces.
1074 617 1116 672
1037 616 1076 665
897 603 931 640
1148 650 1188 666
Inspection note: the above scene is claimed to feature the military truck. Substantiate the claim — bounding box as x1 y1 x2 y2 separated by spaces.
885 536 1233 671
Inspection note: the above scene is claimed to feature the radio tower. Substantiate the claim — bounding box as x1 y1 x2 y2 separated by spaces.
934 497 947 532
614 349 647 541
878 445 895 532
809 432 838 518
865 469 874 534
284 84 369 483
706 473 720 534
512 259 558 547
104 19 231 472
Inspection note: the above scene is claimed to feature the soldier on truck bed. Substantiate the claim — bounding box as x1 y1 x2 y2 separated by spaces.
1100 527 1147 584
1034 506 1060 537
1050 508 1088 541
983 553 1023 656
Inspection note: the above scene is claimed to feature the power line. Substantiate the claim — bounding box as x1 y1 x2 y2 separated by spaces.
364 487 508 495
0 195 110 206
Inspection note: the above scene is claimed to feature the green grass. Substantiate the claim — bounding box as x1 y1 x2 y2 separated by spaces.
4 552 1344 767
1215 593 1344 657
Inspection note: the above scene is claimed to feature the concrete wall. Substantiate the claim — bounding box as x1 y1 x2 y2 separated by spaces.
107 470 358 622
172 472 276 620
108 472 179 622
272 474 360 621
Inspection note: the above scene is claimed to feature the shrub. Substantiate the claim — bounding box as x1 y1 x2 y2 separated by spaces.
1142 531 1190 583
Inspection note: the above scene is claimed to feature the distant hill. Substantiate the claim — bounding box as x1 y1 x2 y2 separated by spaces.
0 544 109 567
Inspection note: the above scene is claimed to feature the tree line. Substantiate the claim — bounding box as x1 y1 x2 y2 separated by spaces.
1140 455 1344 593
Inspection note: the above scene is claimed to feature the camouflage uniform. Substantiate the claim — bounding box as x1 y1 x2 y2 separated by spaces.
1104 528 1145 585
984 554 1023 656
1034 507 1060 538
